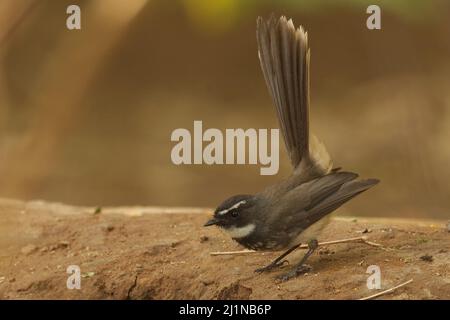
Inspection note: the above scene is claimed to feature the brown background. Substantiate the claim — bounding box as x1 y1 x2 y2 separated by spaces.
1 0 450 219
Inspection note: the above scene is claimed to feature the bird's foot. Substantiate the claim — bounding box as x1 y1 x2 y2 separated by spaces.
276 264 312 281
254 260 289 273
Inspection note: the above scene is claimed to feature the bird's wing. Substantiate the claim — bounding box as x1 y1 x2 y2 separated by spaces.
273 172 357 217
305 177 379 220
256 15 310 169
274 172 379 233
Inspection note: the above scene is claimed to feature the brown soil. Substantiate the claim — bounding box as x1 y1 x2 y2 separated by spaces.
0 198 448 299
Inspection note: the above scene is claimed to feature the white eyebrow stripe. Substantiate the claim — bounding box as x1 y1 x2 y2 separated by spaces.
217 200 247 215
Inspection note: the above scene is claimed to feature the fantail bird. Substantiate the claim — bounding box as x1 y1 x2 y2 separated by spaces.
204 15 379 281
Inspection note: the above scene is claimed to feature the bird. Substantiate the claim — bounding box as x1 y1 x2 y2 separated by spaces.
204 15 379 281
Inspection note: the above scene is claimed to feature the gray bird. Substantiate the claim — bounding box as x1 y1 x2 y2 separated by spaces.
204 15 379 281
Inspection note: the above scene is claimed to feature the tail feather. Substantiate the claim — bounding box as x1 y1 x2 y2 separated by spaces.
256 16 310 169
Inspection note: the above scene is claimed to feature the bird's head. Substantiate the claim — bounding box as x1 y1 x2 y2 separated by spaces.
204 195 256 236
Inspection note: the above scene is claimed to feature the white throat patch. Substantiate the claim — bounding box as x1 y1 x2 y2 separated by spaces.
217 200 247 215
225 224 255 239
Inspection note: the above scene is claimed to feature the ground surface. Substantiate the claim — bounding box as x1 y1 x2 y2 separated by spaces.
0 198 448 299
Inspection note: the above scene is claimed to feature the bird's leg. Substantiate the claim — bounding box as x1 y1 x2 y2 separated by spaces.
254 244 300 273
277 239 318 281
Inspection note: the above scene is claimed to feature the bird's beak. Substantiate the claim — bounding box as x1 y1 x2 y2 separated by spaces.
204 217 219 227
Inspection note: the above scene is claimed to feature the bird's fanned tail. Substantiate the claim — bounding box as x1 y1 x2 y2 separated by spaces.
256 16 332 175
257 16 310 169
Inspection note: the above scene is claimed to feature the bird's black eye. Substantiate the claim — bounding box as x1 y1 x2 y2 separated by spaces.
230 210 239 218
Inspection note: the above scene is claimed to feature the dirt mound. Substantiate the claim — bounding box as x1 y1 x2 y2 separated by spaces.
0 198 448 299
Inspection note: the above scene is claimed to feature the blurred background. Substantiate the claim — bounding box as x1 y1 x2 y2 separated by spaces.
0 0 449 219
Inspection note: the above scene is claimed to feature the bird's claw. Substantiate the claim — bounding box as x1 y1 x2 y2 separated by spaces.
254 260 289 273
276 264 312 281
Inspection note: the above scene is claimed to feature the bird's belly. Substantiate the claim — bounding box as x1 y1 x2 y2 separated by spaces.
233 228 293 251
289 216 332 247
235 237 288 251
232 216 331 251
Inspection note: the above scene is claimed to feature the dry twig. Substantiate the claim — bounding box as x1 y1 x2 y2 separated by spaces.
359 279 413 300
210 236 383 256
